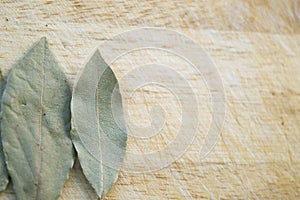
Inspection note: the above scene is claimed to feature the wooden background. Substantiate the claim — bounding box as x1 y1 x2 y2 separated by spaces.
0 0 300 199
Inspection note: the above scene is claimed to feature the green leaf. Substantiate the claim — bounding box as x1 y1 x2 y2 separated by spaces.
0 70 9 192
71 50 127 198
1 37 74 200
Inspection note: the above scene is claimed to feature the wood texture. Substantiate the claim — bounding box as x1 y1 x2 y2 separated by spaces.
0 0 299 199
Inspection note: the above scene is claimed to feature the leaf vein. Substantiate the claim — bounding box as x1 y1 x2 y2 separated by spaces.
36 39 46 200
96 86 104 197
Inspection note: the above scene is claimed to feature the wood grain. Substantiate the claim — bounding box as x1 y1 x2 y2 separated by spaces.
0 0 299 199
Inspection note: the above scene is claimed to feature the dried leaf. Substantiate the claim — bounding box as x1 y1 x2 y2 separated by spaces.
1 37 74 200
0 71 9 192
71 50 127 198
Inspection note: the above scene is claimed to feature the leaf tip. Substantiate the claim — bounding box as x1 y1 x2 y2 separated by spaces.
40 36 47 42
92 49 103 60
38 37 48 47
89 49 109 70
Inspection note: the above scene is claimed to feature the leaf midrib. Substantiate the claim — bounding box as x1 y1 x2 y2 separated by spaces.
95 86 104 197
36 40 46 200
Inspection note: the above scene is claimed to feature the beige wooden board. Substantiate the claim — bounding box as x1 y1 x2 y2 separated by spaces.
0 0 300 199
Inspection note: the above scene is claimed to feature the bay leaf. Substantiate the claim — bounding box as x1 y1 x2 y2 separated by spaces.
1 37 74 200
0 70 9 192
71 50 127 198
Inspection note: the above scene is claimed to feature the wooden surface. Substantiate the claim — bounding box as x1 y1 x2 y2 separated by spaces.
0 0 300 199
